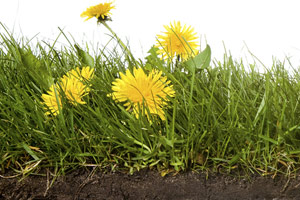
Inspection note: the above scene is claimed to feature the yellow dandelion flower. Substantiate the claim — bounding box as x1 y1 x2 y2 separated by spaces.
60 67 94 105
59 75 89 105
109 67 175 120
41 84 62 116
81 2 115 23
41 67 94 115
66 66 95 82
80 66 95 81
156 21 199 60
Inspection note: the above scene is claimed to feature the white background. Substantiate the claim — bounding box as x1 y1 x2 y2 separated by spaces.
1 0 300 69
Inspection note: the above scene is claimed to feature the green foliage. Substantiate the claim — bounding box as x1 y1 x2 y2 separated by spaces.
74 44 95 67
1 27 300 178
184 44 211 71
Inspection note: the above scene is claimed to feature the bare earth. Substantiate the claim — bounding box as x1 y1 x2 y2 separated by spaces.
1 168 300 200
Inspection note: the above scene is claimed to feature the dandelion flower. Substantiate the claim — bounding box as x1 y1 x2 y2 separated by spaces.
59 67 94 105
41 67 94 115
66 67 94 83
59 76 89 105
79 66 95 81
156 21 199 60
109 67 175 120
81 2 115 23
41 84 62 116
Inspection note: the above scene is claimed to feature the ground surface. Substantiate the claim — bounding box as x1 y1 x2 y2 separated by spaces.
1 168 300 200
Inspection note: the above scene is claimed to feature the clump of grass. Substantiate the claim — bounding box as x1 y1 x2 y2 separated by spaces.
1 23 300 179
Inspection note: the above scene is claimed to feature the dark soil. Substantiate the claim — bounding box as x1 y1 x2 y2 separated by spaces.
1 168 300 200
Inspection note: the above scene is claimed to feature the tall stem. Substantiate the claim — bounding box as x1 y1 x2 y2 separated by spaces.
101 21 135 61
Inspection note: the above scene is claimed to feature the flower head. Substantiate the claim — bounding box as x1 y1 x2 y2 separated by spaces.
65 67 94 84
79 66 95 81
109 67 175 120
41 84 62 116
41 67 94 116
156 21 199 60
59 75 90 105
81 2 115 23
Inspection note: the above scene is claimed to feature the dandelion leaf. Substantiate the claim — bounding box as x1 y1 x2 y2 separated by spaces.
145 45 164 69
74 44 94 68
19 48 52 88
185 44 211 71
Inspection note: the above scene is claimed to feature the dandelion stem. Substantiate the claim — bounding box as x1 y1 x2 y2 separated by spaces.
101 21 135 61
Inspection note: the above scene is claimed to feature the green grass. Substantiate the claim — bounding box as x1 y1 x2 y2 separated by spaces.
1 23 300 178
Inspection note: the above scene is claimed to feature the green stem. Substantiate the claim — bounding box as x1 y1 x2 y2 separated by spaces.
101 21 135 62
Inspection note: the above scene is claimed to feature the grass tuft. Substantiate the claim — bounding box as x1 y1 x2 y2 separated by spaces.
1 24 300 178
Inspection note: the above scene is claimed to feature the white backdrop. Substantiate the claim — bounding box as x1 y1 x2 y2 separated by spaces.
1 0 300 69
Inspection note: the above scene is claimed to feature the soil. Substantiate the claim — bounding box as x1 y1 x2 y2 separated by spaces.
1 168 300 200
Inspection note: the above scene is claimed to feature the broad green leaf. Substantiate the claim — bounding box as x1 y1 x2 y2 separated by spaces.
19 48 52 88
74 44 94 67
145 45 164 69
184 44 211 71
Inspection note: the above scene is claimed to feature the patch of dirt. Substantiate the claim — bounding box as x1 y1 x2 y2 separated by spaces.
1 168 300 200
